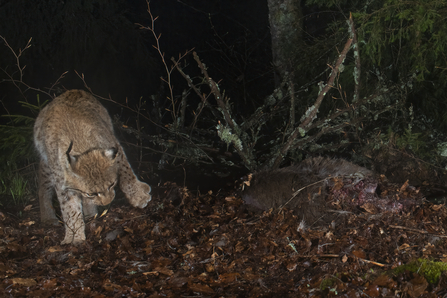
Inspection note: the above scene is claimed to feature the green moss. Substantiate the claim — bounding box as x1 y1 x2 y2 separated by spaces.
393 259 447 284
319 276 338 291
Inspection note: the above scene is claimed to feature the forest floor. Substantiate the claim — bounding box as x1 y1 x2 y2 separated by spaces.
2 179 447 297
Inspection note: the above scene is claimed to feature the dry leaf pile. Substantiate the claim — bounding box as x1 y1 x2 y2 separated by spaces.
2 182 447 297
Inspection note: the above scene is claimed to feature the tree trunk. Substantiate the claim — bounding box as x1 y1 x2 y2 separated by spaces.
267 0 303 85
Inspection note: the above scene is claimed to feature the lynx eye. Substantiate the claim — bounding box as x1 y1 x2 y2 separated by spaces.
85 192 98 198
108 180 117 191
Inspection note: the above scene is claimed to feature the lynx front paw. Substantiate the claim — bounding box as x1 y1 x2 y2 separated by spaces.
127 181 152 209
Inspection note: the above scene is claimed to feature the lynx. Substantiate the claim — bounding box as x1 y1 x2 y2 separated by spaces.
34 89 152 244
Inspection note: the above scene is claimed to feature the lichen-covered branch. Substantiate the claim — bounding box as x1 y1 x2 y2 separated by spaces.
173 57 212 134
269 36 353 170
193 52 238 133
193 51 255 170
349 13 361 103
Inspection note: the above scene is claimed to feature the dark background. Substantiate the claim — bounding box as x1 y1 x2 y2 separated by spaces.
0 0 273 120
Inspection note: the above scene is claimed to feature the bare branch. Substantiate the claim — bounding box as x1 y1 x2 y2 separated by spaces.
137 0 177 121
0 35 61 102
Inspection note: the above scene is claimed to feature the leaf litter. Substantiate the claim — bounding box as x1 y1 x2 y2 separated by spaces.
2 179 447 297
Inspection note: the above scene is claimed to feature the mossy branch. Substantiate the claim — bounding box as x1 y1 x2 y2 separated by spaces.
269 34 353 169
349 13 361 104
193 51 255 170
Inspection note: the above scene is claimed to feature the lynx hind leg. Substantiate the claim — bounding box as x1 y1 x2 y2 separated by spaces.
38 161 59 226
118 150 151 209
82 198 98 219
56 189 86 245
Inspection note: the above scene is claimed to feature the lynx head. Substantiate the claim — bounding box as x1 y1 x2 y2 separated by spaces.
63 142 119 206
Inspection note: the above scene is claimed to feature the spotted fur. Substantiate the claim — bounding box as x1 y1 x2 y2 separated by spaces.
34 90 151 244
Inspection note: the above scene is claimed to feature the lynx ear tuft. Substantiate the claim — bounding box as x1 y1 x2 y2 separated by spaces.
104 147 118 160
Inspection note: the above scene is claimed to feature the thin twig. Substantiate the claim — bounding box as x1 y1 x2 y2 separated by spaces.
137 1 176 120
277 178 327 212
173 57 212 134
389 225 447 238
0 35 61 103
